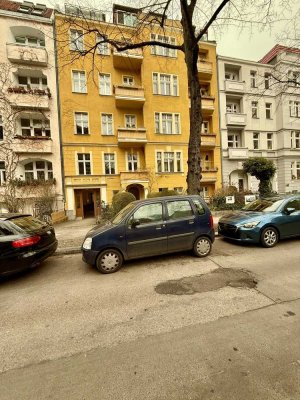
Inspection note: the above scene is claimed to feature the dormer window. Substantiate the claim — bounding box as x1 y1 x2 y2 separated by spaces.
115 10 137 26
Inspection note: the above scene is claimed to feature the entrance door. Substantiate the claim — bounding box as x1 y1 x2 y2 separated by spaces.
74 189 100 219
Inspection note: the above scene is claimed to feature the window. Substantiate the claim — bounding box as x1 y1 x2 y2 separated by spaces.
289 101 300 118
99 73 111 95
97 34 109 55
152 73 178 96
130 203 163 225
24 161 53 182
123 76 134 86
267 133 273 150
156 151 182 173
125 115 136 128
167 200 193 220
104 153 115 174
174 187 183 194
291 161 300 180
17 75 47 89
265 103 272 119
251 101 258 118
289 71 300 87
291 131 300 149
225 71 238 81
77 153 91 175
150 34 176 57
0 115 3 140
75 112 89 135
201 121 209 134
265 73 271 89
155 113 180 134
101 114 113 135
192 199 205 215
226 103 239 113
200 186 209 199
200 85 209 96
227 133 240 148
0 161 6 185
15 36 45 47
115 10 137 26
253 132 260 149
70 29 84 51
72 71 87 93
250 71 257 88
20 118 50 137
127 153 138 171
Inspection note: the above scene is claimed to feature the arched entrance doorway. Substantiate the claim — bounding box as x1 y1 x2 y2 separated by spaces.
229 170 248 192
126 184 145 200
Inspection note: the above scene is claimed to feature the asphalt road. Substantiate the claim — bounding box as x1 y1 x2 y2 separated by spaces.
0 237 300 399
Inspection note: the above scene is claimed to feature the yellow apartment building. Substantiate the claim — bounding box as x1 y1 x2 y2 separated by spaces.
55 4 221 219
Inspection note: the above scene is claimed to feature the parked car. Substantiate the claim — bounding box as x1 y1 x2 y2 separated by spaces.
82 195 215 274
218 195 300 247
0 214 57 276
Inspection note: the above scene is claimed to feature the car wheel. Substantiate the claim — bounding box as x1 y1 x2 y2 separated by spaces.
261 227 278 248
193 237 212 257
96 249 123 274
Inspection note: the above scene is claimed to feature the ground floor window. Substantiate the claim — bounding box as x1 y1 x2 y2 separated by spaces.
291 161 300 180
127 153 138 171
77 153 91 175
0 161 6 185
104 153 116 175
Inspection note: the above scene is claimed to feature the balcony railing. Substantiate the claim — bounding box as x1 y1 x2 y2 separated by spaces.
6 43 48 66
201 96 215 113
226 112 247 126
120 170 149 182
197 60 213 77
117 128 147 146
112 47 143 70
8 88 50 109
224 80 245 93
114 86 145 108
201 134 216 147
201 161 218 172
13 137 53 154
228 147 249 159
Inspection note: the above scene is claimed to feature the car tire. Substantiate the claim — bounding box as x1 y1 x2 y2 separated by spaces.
193 237 212 257
96 249 123 274
261 227 278 248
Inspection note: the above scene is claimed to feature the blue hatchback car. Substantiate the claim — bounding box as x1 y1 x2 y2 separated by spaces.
82 195 215 273
218 195 300 247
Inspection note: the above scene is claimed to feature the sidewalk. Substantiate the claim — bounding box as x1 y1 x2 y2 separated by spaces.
54 214 220 256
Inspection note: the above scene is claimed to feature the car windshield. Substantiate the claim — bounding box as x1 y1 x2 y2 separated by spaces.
111 203 136 225
242 198 284 212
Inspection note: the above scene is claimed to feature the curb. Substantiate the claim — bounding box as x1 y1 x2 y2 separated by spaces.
55 247 81 256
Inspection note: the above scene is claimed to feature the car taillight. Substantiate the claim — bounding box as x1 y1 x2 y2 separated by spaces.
12 235 41 248
209 214 214 228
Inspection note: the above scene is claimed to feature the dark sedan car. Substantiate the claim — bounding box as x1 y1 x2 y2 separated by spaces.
0 214 57 276
82 195 215 274
218 195 300 247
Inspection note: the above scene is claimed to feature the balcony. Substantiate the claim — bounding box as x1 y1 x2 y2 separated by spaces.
112 48 143 70
13 137 53 154
201 96 215 114
8 88 50 110
201 171 217 183
228 147 249 159
201 133 216 147
224 80 245 94
6 43 48 66
226 113 247 126
120 170 149 183
114 85 145 108
117 128 147 147
201 161 218 172
197 60 213 78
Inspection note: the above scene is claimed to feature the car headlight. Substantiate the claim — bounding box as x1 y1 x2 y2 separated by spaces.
82 237 92 250
241 220 261 228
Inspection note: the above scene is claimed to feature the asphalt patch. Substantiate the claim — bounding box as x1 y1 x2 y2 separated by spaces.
155 268 257 295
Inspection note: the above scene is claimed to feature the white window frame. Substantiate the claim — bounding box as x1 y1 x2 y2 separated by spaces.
15 35 45 47
150 34 177 58
125 114 137 129
77 153 91 175
96 34 109 55
253 132 260 149
123 75 134 86
291 131 300 149
291 161 300 180
24 161 53 181
267 133 273 150
17 75 47 90
152 73 178 96
289 101 300 118
104 153 116 175
127 152 138 171
227 133 241 148
70 29 84 51
226 103 239 113
201 121 209 134
20 118 51 137
156 150 182 173
155 112 180 134
101 113 113 135
250 71 257 88
265 103 272 119
264 73 271 89
115 10 137 27
289 71 300 87
72 70 87 93
0 161 6 185
74 112 89 135
251 101 258 118
99 73 111 95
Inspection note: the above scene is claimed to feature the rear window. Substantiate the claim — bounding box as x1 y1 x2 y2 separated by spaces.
9 216 48 232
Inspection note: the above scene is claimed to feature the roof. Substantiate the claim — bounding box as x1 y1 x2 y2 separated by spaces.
0 0 53 18
0 213 31 221
259 44 300 64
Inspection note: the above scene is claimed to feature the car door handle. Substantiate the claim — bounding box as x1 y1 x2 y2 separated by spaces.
156 224 165 230
188 220 195 224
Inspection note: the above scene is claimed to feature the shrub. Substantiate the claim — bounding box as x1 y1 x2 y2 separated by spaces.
112 191 136 215
210 187 253 210
148 189 178 198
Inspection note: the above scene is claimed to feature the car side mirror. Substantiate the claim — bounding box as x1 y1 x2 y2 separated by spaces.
285 207 296 215
131 219 140 228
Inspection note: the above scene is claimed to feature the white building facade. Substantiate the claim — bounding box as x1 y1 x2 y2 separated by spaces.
218 45 300 195
0 0 64 214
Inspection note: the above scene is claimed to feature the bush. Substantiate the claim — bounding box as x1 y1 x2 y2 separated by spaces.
112 191 136 215
210 187 253 210
148 190 178 198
